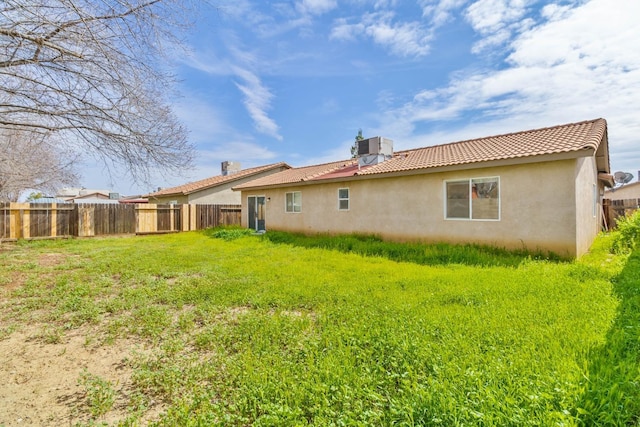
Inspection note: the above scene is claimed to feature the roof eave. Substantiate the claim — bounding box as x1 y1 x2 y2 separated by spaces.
237 151 593 191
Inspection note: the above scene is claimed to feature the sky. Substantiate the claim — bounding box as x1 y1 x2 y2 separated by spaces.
82 0 640 195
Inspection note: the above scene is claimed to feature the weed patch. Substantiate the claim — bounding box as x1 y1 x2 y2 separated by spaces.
0 230 634 425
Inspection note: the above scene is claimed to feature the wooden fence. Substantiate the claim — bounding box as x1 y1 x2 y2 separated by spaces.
0 203 241 241
603 198 640 230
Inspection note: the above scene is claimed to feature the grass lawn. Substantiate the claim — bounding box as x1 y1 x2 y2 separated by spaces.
0 229 638 426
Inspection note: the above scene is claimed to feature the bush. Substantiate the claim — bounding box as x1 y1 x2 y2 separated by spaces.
611 210 640 254
206 226 254 241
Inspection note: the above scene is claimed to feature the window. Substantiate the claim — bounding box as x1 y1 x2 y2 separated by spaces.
445 177 500 220
338 188 349 210
285 191 301 213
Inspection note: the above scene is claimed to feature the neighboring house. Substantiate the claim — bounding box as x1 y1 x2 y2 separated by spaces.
71 192 120 204
234 119 614 258
56 188 113 202
145 162 291 204
604 180 640 201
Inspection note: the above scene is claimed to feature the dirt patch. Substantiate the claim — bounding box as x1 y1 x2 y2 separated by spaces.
36 253 69 268
0 327 164 426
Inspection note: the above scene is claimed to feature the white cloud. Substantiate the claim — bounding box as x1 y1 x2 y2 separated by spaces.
234 68 282 141
330 12 433 58
420 0 468 27
464 0 532 52
329 18 365 41
296 0 338 15
378 0 640 171
365 19 432 57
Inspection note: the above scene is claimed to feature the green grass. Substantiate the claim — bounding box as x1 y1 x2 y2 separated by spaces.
0 229 637 425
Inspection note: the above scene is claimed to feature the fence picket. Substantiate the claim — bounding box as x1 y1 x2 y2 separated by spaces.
0 203 241 241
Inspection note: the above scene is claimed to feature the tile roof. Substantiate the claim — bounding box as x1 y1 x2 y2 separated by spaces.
234 118 608 190
146 162 290 197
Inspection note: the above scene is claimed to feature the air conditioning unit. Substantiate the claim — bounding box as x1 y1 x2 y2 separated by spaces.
221 161 241 176
357 137 393 167
357 137 393 157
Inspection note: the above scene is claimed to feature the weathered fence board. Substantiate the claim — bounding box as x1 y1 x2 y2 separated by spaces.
0 203 241 241
603 198 640 229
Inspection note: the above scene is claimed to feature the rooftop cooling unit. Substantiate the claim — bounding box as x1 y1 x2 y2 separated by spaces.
357 136 393 157
221 161 241 176
357 137 393 167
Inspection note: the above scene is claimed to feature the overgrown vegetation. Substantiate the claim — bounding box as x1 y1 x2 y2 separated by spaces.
79 370 117 418
611 209 640 254
262 230 563 267
205 225 255 241
0 227 637 425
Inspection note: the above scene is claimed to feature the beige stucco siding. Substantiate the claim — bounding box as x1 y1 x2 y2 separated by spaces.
188 182 239 204
151 195 189 204
151 166 289 205
242 159 589 256
574 156 601 256
604 181 640 200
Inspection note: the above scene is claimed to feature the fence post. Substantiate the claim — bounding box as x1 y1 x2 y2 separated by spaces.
51 203 57 238
19 203 30 239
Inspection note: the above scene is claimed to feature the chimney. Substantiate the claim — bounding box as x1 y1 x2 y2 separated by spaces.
221 161 241 176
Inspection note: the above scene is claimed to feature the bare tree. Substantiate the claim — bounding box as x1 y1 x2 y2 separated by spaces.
0 0 196 184
0 128 79 201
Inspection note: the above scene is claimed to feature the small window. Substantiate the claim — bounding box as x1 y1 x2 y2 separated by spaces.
445 177 500 220
338 188 349 210
285 191 301 213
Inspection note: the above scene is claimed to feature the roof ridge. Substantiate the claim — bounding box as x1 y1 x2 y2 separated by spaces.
147 161 290 197
401 118 605 153
301 159 357 181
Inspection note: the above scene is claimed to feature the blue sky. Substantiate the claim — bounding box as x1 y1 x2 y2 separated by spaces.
83 0 640 194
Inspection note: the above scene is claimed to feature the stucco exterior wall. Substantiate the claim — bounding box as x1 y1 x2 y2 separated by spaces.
188 183 240 204
150 194 189 204
242 159 588 257
574 156 601 256
151 166 289 205
604 181 640 200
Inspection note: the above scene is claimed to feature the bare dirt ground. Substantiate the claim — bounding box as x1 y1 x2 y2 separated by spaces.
0 247 163 426
0 327 145 426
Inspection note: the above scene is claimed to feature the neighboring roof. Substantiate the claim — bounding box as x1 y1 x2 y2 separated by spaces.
235 118 609 190
56 188 111 198
73 198 120 204
146 162 291 198
29 197 69 204
73 192 110 200
604 181 640 198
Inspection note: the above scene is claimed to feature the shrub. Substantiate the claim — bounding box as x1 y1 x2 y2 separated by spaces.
611 210 640 254
206 226 254 241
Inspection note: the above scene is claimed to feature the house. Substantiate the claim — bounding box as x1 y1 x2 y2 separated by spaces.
56 188 113 202
145 162 291 204
71 192 120 204
234 119 614 258
604 179 640 201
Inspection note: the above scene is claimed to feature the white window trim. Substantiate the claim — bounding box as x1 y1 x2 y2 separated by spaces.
285 191 302 213
338 187 350 211
444 176 501 221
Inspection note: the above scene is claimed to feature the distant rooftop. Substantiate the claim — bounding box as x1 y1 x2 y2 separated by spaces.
146 162 291 198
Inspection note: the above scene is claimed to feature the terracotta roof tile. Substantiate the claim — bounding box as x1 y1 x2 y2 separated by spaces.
233 160 356 190
235 118 608 189
146 162 290 197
